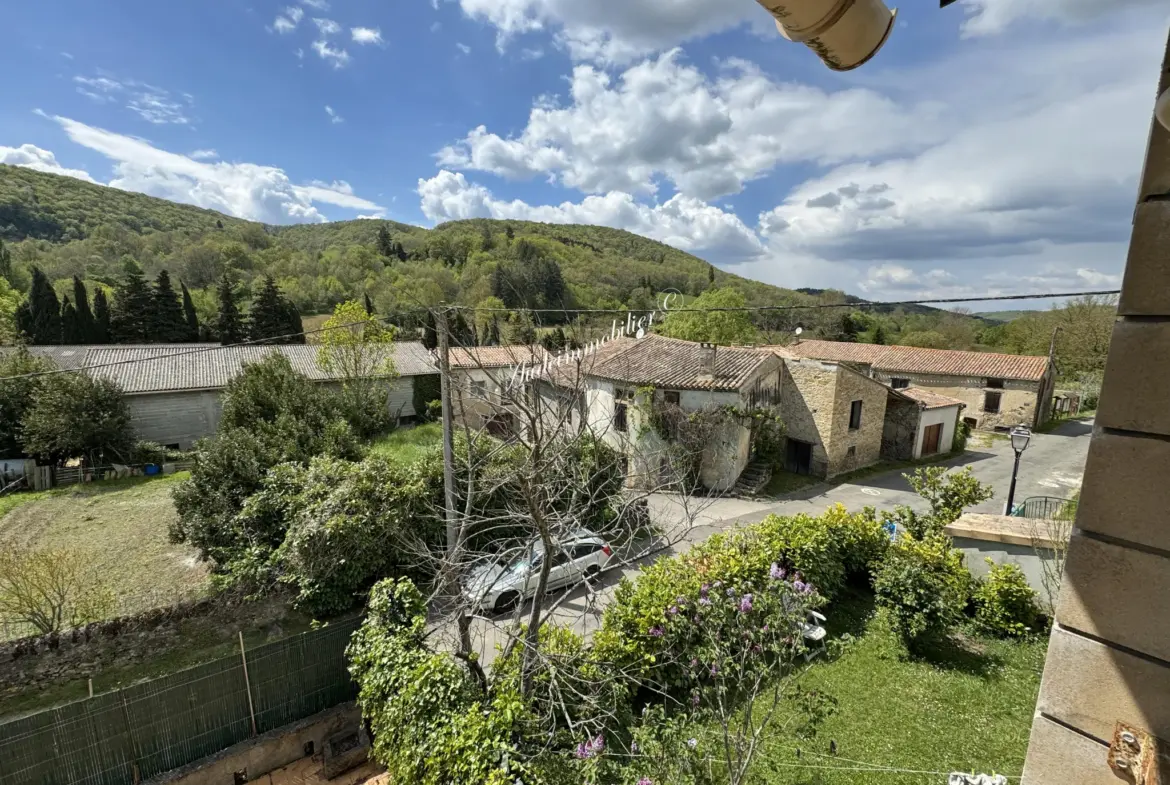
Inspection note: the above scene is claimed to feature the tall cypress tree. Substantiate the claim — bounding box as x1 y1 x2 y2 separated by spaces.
71 276 95 343
708 264 716 284
422 310 438 350
15 267 61 344
0 238 13 286
247 276 289 342
92 287 111 343
214 273 244 345
282 300 305 344
110 260 153 343
61 295 85 344
451 311 476 347
180 282 200 341
364 293 374 315
376 225 394 257
151 270 187 343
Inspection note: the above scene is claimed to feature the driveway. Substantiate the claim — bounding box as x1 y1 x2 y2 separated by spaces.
461 419 1094 662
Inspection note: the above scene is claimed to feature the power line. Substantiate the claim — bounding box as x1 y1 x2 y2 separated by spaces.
0 288 1118 382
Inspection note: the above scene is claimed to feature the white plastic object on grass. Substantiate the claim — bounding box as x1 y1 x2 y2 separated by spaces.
949 774 1008 785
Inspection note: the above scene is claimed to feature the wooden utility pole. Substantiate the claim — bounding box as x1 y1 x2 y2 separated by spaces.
435 307 459 565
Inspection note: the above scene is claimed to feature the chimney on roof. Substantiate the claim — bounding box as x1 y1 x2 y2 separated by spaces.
700 341 717 379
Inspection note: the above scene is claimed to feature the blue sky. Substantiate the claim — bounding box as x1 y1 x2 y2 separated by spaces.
1 0 1167 306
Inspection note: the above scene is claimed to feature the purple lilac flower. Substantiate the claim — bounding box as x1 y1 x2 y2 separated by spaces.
590 735 605 753
631 741 639 754
675 596 687 607
667 605 679 616
801 582 814 595
649 626 664 638
691 693 701 706
751 644 762 655
698 596 711 606
739 594 754 613
793 580 807 594
713 580 723 588
690 657 699 668
575 743 589 760
709 663 719 677
770 563 786 580
761 624 770 633
687 738 698 749
638 778 654 785
725 587 736 598
700 583 710 597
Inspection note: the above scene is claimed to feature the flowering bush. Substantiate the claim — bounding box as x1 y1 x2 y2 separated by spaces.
973 560 1041 637
873 535 970 650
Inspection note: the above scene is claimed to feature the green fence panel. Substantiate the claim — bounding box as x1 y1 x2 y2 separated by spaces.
122 656 253 782
248 617 362 735
0 616 366 785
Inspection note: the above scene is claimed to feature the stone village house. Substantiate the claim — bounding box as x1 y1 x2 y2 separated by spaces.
452 334 971 490
9 343 438 450
778 339 1055 431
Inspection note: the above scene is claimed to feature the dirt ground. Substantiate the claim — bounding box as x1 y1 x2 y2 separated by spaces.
0 474 210 615
260 756 386 785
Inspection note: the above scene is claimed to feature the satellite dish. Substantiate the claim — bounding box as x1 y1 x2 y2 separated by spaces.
794 326 804 336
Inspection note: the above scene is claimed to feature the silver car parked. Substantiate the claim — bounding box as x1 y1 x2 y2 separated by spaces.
464 529 613 613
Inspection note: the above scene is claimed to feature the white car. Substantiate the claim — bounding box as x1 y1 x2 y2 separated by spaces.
464 529 613 613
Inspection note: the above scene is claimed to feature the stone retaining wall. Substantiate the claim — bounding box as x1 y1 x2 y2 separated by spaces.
0 591 291 699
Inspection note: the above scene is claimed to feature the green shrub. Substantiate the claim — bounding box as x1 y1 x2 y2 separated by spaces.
973 560 1040 637
413 373 441 422
873 535 969 650
951 418 970 453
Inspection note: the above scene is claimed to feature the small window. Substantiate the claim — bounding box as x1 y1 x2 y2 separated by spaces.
614 389 631 433
890 378 910 390
986 378 1005 389
984 392 1002 414
470 379 487 398
846 446 856 458
550 549 573 568
663 390 681 406
849 400 863 430
963 417 978 429
572 543 603 560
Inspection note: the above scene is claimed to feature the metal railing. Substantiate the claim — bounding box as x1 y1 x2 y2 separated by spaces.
1016 495 1078 521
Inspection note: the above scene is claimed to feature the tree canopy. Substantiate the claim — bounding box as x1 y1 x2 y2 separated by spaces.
659 287 758 345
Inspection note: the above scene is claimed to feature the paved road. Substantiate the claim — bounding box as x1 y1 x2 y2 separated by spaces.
463 419 1094 662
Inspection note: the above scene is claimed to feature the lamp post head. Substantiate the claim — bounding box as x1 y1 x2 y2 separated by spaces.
1010 425 1032 455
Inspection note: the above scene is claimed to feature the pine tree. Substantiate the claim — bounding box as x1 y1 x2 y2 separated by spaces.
505 225 515 241
214 273 244 345
110 260 153 343
248 276 290 342
484 318 501 346
71 276 95 343
480 225 494 251
364 293 374 315
708 264 716 284
394 241 407 262
61 295 86 344
872 324 887 345
376 225 394 257
16 267 61 344
151 270 187 343
181 282 200 341
422 311 438 350
92 288 111 343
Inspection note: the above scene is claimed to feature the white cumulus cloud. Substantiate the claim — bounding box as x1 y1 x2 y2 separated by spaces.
37 115 381 224
0 143 96 183
325 105 344 124
313 17 341 35
273 6 304 33
351 26 382 44
960 0 1167 37
312 39 351 67
418 170 761 259
189 149 218 160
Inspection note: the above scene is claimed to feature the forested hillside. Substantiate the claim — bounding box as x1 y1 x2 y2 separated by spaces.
0 162 1110 388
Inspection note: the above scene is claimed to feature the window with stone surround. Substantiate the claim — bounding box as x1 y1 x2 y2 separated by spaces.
891 378 910 389
984 391 1002 414
849 400 863 430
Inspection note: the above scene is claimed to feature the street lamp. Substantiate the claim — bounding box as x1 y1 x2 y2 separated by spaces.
1003 425 1032 515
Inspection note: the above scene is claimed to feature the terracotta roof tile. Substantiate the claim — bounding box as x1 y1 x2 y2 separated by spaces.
896 386 967 410
586 334 774 391
785 340 1049 382
447 345 546 369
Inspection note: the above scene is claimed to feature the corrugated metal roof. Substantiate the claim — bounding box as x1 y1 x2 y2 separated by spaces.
4 343 435 394
586 334 774 391
897 386 967 411
785 340 1050 382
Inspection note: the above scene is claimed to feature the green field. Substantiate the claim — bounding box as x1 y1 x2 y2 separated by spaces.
369 422 443 464
721 592 1046 783
0 473 210 623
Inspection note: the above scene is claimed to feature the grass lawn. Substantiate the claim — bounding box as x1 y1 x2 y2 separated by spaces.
369 422 443 464
0 473 210 625
741 591 1047 783
763 471 819 496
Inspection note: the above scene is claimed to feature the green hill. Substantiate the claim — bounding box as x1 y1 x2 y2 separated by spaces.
975 310 1039 322
0 164 984 345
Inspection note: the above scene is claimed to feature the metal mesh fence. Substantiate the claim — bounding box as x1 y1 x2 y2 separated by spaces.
0 616 362 785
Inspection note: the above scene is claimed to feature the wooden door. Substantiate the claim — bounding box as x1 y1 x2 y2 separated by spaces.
922 423 943 456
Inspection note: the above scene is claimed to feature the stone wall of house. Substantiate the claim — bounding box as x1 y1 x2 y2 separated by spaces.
881 396 918 461
871 370 1042 430
0 592 291 699
698 418 751 491
826 366 886 477
778 359 838 477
